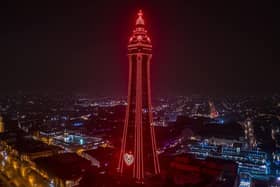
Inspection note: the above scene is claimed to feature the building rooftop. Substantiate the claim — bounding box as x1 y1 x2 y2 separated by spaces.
0 131 61 155
162 154 238 187
34 153 91 180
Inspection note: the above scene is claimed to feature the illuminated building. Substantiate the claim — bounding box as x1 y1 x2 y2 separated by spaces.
118 10 160 183
0 116 4 133
209 101 219 118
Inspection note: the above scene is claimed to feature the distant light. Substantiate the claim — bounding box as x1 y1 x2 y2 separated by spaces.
277 176 280 181
80 139 84 145
73 122 83 127
64 137 70 143
260 165 266 168
240 181 250 186
61 116 67 120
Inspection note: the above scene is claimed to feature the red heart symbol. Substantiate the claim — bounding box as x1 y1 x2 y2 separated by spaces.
124 153 134 166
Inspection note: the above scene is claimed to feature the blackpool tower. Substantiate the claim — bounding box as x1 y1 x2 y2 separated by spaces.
118 10 160 183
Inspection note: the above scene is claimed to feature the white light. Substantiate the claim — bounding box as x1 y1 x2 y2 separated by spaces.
123 153 134 166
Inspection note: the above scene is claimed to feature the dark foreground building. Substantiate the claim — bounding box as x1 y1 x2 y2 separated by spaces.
161 154 239 187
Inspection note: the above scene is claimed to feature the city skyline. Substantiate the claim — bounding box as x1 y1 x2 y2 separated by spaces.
0 2 278 186
0 1 275 96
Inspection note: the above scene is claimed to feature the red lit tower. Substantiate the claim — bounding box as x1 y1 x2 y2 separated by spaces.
118 10 160 183
209 101 219 119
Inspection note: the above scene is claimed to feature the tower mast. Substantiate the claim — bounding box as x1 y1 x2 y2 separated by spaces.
118 10 160 183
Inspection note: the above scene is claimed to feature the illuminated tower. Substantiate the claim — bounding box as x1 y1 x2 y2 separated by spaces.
118 10 160 183
209 101 219 119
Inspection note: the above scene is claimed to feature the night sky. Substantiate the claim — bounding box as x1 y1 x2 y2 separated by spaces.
0 1 275 96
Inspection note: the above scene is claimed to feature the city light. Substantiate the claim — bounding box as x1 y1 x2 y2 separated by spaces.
0 2 275 187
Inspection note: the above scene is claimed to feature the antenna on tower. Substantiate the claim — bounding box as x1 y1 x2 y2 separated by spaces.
136 9 145 26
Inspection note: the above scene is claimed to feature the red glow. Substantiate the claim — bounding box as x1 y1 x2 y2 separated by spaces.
118 10 160 183
209 101 219 118
136 10 145 26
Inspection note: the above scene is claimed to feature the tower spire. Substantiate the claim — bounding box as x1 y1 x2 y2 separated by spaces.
136 9 145 26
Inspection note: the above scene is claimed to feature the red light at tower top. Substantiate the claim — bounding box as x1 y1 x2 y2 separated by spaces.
128 10 152 47
118 10 160 183
136 10 144 25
